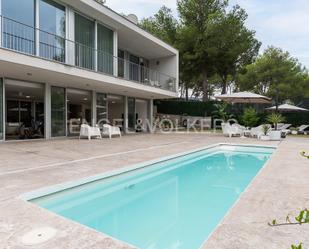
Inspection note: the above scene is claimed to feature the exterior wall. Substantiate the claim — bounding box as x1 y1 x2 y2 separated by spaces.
150 56 178 80
0 0 177 140
0 0 179 95
150 54 179 85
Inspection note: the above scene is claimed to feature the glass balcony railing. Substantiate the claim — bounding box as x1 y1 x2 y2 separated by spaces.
0 15 177 92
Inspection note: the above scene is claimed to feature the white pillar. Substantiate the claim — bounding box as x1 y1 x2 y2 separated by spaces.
124 96 128 133
66 7 75 65
92 91 97 126
148 99 154 133
45 83 51 139
113 30 118 77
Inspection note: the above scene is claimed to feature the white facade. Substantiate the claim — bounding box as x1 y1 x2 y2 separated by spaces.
0 0 179 141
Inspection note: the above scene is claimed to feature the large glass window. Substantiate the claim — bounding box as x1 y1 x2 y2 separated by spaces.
51 86 66 137
0 79 3 140
129 54 140 82
118 50 125 78
128 97 136 131
5 80 45 140
66 89 92 136
39 0 66 62
97 24 114 75
2 0 35 54
75 14 95 70
96 93 107 126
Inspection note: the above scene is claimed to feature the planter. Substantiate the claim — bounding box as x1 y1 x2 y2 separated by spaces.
291 130 298 135
269 130 282 141
260 135 270 141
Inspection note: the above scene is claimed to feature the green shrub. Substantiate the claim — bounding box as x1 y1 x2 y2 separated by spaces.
212 103 234 122
241 108 259 128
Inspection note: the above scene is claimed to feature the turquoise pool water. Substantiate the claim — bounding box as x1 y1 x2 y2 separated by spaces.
30 145 274 249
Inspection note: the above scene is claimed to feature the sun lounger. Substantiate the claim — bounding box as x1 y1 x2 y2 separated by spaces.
297 125 309 134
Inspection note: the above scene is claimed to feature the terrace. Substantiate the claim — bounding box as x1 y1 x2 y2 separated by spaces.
0 15 177 93
1 133 308 248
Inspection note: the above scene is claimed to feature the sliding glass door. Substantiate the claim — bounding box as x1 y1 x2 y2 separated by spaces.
128 97 136 131
97 24 114 75
118 50 125 78
66 89 92 136
39 0 66 62
75 13 95 70
51 86 66 137
129 54 140 82
0 79 3 140
96 93 107 126
5 80 45 140
2 0 35 54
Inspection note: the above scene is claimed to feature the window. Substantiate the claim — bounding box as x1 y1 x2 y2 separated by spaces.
96 93 107 126
2 0 35 54
128 97 136 131
51 87 66 137
118 50 125 78
97 24 114 75
129 54 140 82
39 0 66 62
75 13 95 70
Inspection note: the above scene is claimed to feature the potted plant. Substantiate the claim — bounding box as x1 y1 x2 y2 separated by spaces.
260 124 270 141
241 107 259 129
266 113 285 140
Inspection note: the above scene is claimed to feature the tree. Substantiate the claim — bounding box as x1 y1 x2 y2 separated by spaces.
212 5 261 94
139 6 199 101
139 1 261 101
139 6 178 46
177 0 228 101
237 47 309 106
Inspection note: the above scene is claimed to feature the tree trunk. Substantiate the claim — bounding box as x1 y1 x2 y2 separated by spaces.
202 70 209 102
185 84 189 101
221 75 228 94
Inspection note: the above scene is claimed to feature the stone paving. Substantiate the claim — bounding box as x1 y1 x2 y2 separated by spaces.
0 133 308 249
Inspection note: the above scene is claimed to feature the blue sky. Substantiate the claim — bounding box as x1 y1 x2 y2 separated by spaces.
106 0 309 68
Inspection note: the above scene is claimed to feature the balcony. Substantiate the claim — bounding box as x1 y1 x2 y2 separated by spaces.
0 15 177 92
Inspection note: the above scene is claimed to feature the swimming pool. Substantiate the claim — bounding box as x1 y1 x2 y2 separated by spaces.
28 144 274 249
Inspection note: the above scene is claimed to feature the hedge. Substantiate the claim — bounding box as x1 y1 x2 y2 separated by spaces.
154 100 218 117
154 100 309 127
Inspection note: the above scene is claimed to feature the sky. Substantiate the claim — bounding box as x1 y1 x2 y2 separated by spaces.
105 0 309 68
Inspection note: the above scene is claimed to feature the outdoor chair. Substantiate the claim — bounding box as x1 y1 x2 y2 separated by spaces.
222 123 244 137
102 124 122 139
79 124 102 140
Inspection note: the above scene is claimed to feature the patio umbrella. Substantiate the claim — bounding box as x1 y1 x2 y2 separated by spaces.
266 103 309 113
216 91 272 104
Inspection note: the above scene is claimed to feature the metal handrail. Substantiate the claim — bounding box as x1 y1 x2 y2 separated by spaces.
0 15 176 92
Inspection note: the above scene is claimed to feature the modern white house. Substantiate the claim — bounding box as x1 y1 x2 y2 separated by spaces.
0 0 179 141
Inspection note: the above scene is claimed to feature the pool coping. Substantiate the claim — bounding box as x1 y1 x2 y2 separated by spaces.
198 143 278 249
20 143 277 201
19 142 278 249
